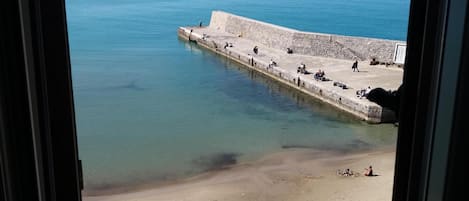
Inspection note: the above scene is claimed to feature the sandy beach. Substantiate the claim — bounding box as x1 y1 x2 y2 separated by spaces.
84 147 396 201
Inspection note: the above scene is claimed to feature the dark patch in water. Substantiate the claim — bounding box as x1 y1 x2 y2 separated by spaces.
192 152 241 171
346 139 373 150
108 80 145 91
282 139 374 153
282 144 315 149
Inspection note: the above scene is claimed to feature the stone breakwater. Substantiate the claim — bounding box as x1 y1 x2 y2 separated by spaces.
209 11 404 62
178 11 403 123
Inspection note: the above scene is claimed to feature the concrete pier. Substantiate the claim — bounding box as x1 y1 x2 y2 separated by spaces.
178 11 404 123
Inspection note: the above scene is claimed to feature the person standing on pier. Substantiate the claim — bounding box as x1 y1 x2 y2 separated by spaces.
352 60 359 72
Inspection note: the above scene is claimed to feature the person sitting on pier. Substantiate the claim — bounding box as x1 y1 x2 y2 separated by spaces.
370 58 379 65
356 89 366 98
297 63 305 74
356 86 372 98
365 86 372 96
269 59 277 68
304 70 312 74
320 70 325 77
314 69 327 81
253 46 259 54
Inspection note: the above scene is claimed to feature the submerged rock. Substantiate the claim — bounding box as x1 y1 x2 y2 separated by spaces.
282 139 373 152
281 144 315 149
192 152 241 171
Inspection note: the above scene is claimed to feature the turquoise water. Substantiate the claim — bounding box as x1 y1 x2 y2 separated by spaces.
66 0 408 191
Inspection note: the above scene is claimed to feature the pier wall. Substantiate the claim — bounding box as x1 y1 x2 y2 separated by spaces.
178 27 396 123
209 11 403 62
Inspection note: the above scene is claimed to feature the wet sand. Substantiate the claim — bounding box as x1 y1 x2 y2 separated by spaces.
84 147 396 201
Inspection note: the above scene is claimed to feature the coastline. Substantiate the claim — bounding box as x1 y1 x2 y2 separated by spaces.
84 146 396 201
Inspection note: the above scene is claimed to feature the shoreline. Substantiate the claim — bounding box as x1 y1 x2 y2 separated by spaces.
84 146 396 201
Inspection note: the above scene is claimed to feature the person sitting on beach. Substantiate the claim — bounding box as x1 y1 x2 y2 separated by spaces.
337 168 354 176
287 48 293 54
364 165 373 176
344 168 353 176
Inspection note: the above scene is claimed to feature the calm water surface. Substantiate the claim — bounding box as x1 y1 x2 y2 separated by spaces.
66 0 409 191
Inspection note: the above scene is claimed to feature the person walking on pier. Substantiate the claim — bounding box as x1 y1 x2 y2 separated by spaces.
352 60 359 72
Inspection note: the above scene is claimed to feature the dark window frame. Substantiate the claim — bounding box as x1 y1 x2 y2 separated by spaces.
1 0 82 201
393 0 468 200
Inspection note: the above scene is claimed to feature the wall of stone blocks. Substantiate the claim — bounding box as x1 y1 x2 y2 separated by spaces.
209 11 404 62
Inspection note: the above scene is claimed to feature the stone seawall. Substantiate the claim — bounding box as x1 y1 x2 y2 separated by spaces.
209 11 404 62
177 26 397 123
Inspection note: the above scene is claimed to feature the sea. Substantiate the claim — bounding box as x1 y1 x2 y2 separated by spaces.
65 0 409 192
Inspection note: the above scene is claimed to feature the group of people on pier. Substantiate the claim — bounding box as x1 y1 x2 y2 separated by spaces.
357 86 372 98
297 63 310 74
295 63 329 82
224 42 233 49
